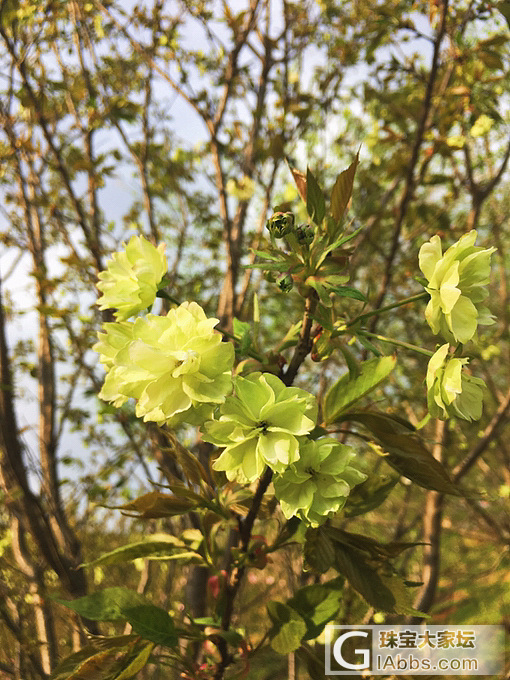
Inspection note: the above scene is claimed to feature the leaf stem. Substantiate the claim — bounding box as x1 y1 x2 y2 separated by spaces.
359 331 433 357
348 291 429 327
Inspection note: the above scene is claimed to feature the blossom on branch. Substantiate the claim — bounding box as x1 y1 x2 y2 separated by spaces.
94 302 234 424
426 343 486 421
273 437 366 527
203 373 317 483
97 234 167 320
419 230 496 344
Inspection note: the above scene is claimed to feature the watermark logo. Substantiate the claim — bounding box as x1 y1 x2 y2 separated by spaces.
325 625 505 675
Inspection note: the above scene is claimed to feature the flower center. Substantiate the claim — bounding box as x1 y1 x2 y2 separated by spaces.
258 420 269 433
172 350 200 377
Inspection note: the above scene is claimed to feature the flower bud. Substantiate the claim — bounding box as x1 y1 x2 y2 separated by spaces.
276 273 293 292
266 211 294 238
295 224 314 245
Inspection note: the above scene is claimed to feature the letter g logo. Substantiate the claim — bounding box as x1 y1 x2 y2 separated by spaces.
333 630 370 670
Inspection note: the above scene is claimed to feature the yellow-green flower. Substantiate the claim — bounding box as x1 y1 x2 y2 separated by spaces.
94 321 134 372
97 234 167 320
94 302 234 424
426 344 485 421
419 230 496 344
203 373 317 483
273 438 366 527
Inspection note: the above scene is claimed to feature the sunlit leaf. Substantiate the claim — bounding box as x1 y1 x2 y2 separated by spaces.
113 643 154 680
115 491 198 518
287 161 307 203
306 167 325 225
52 588 149 622
124 605 177 647
322 356 396 424
81 536 187 567
267 601 307 654
330 152 359 223
287 578 344 640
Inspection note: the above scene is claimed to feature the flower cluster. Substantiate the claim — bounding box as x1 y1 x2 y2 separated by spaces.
419 230 495 344
273 438 367 527
203 373 317 483
419 231 494 421
426 344 485 421
94 301 234 424
97 234 167 321
93 236 365 526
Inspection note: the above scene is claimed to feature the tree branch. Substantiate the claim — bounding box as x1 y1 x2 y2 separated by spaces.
369 0 449 329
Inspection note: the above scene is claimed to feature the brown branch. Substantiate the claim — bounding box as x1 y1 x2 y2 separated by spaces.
212 0 261 135
452 387 510 483
0 26 104 272
283 292 318 386
69 1 103 250
213 466 273 680
236 160 279 315
369 0 449 329
409 418 446 621
465 136 510 230
0 278 97 630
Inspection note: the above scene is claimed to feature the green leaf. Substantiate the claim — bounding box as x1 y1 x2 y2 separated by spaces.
328 285 367 302
81 536 186 567
49 638 140 680
251 249 281 260
49 646 106 680
287 578 344 640
306 167 325 225
52 588 178 648
304 526 335 573
66 649 120 679
52 588 149 622
233 317 253 355
380 431 460 494
113 643 154 680
356 333 382 356
343 473 399 517
332 542 424 616
267 601 307 654
171 445 210 488
333 224 364 248
243 260 291 272
345 412 460 495
326 527 422 561
314 232 352 268
337 344 361 379
114 491 198 518
330 152 359 223
322 356 396 424
124 605 178 647
233 317 251 340
272 516 302 550
343 410 416 432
